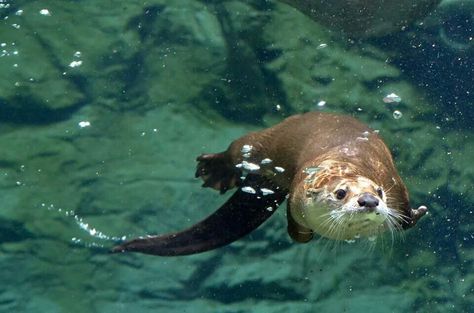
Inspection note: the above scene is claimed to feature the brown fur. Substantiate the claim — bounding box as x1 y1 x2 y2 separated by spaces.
199 112 418 239
114 112 427 256
221 112 408 207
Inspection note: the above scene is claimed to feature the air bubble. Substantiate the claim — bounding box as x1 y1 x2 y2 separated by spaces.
392 110 403 119
78 121 90 128
241 186 256 194
274 166 285 173
39 9 51 16
261 158 272 164
69 60 82 68
260 188 275 196
317 100 326 107
383 93 401 103
241 145 253 154
241 161 260 171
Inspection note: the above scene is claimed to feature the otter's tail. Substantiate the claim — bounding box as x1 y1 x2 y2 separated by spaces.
112 175 286 256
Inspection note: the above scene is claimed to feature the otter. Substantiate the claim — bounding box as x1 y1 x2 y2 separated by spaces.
113 112 427 256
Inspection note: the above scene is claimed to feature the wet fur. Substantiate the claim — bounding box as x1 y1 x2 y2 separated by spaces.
113 112 426 256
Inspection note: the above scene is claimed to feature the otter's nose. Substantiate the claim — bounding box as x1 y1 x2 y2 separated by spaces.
357 193 379 209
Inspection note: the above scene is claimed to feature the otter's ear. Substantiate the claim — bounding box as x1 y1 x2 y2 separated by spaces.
403 205 428 229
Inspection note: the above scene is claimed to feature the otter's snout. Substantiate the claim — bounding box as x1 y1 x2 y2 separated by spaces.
357 193 379 209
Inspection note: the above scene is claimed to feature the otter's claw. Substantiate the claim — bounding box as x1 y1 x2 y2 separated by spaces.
403 205 428 229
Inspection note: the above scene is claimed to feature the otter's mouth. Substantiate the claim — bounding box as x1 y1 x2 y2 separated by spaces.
350 206 379 214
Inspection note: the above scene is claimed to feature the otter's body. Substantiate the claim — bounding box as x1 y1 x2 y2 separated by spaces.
113 112 427 256
224 112 406 197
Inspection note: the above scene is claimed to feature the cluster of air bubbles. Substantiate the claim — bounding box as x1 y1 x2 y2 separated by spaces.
382 92 404 120
0 1 10 9
356 130 371 142
42 202 126 248
237 143 282 195
69 51 83 68
0 42 18 58
137 128 159 137
236 144 255 181
241 185 276 197
74 214 123 241
241 144 252 158
236 145 261 172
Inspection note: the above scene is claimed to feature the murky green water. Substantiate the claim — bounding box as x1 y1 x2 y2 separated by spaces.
0 1 472 312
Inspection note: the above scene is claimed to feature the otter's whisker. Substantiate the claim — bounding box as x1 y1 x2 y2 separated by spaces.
383 182 397 195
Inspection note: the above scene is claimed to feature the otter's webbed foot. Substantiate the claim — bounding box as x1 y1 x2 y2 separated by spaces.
403 205 428 229
195 152 241 194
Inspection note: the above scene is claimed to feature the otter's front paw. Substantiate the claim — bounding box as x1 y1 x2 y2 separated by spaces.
195 152 241 194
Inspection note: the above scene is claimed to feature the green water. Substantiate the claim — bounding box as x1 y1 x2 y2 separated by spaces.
0 1 472 312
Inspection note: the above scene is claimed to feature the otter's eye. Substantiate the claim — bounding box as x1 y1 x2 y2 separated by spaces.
335 189 347 200
377 187 383 198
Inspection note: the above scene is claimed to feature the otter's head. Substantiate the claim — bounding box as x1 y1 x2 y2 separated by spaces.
292 161 408 241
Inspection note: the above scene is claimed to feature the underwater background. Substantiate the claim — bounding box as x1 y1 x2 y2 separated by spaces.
0 0 473 312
